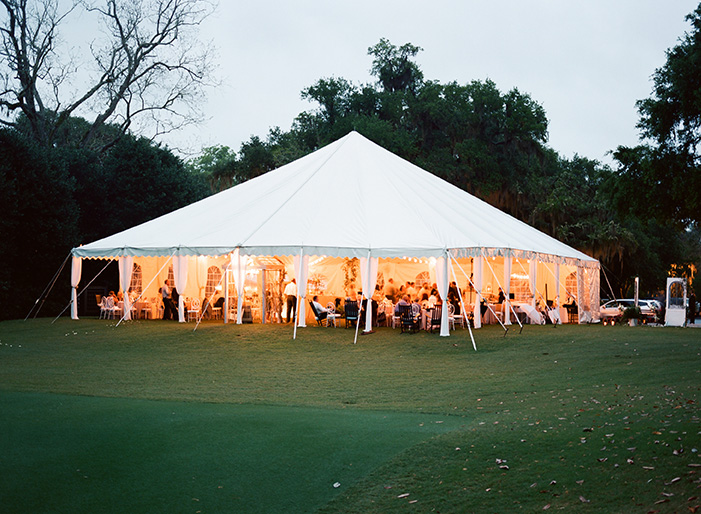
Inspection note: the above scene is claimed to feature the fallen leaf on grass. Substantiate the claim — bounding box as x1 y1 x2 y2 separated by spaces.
654 498 670 504
397 493 410 498
576 480 585 485
661 492 674 497
643 466 655 470
688 463 701 468
579 496 590 503
542 504 551 510
665 477 681 485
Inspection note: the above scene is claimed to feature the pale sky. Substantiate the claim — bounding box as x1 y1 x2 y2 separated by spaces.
159 1 699 165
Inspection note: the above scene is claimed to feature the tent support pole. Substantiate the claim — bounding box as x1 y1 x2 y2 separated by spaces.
26 252 71 321
448 253 477 351
451 255 509 336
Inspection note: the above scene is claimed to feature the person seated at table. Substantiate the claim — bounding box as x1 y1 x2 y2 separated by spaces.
394 294 411 314
420 297 430 310
497 287 505 304
108 290 119 303
117 291 124 301
428 289 439 308
346 290 359 303
384 278 398 302
406 282 417 300
311 295 329 320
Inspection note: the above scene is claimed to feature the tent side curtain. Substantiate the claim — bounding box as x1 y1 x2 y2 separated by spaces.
359 256 379 332
71 256 82 320
118 256 134 320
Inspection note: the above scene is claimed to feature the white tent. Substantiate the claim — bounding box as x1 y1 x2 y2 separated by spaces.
71 131 600 333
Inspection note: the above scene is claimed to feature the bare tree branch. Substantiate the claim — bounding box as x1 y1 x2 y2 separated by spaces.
0 0 216 150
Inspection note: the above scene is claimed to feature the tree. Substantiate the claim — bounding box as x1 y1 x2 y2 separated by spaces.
367 38 423 94
613 4 701 227
0 127 78 319
187 145 238 193
0 0 214 151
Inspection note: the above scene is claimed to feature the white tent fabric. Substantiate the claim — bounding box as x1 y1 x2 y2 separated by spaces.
118 256 133 320
360 256 379 333
72 131 600 267
293 253 309 331
230 249 247 324
435 257 449 336
173 255 188 322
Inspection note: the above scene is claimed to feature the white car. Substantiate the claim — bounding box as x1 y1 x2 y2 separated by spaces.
600 299 658 322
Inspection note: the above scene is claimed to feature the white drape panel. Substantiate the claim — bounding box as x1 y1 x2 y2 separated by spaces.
118 256 134 320
503 257 512 325
474 256 482 328
233 249 246 324
293 253 309 328
554 263 560 310
70 256 82 320
173 255 188 322
223 263 229 324
529 260 537 309
360 256 379 332
435 256 449 336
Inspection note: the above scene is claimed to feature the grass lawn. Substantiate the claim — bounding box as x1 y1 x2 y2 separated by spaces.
0 318 699 513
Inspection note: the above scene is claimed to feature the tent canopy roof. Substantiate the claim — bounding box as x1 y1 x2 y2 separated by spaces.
73 131 598 268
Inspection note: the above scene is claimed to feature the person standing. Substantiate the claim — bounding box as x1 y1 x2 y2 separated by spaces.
162 279 174 320
284 278 297 323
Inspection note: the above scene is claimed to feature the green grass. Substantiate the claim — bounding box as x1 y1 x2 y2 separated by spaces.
1 318 699 513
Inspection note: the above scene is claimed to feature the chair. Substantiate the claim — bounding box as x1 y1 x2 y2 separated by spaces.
344 301 359 328
398 304 419 333
210 300 222 320
428 306 442 333
103 296 120 319
326 302 340 327
141 298 155 319
309 300 328 326
448 302 465 329
391 305 401 328
98 296 109 319
187 298 201 322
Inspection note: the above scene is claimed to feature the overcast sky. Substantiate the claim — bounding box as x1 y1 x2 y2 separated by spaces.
159 1 699 165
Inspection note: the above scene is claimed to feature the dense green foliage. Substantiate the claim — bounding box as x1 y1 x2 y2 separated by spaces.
613 5 701 228
0 320 698 512
0 125 208 320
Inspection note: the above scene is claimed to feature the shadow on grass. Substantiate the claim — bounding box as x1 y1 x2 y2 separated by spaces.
0 391 468 513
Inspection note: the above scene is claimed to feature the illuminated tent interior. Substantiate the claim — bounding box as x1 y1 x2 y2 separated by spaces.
70 131 600 335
